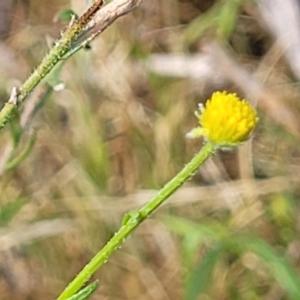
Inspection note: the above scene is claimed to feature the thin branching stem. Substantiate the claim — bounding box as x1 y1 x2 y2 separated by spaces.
0 0 143 131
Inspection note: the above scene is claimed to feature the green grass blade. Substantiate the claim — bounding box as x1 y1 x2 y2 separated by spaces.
238 236 300 300
186 242 225 300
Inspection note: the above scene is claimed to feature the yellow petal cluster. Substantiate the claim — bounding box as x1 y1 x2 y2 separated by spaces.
189 91 258 147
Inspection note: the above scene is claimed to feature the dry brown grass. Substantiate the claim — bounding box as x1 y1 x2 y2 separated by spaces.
0 0 300 299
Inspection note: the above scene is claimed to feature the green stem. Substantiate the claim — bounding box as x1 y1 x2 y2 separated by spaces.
0 1 103 131
0 25 80 131
56 142 215 300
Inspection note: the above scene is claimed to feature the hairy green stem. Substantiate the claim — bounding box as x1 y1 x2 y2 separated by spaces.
0 28 77 130
56 142 215 300
0 1 103 131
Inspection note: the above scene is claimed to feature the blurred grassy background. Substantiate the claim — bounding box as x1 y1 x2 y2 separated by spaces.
1 0 300 299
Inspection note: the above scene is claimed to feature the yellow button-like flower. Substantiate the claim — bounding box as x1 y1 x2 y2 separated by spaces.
187 91 258 147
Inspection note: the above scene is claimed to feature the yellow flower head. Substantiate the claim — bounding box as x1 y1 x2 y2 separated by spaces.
187 91 258 147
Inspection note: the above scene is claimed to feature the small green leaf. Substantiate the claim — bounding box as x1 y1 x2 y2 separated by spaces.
55 9 79 22
122 211 142 226
66 281 99 300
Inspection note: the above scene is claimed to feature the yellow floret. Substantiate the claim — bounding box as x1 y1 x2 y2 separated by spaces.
187 91 258 147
